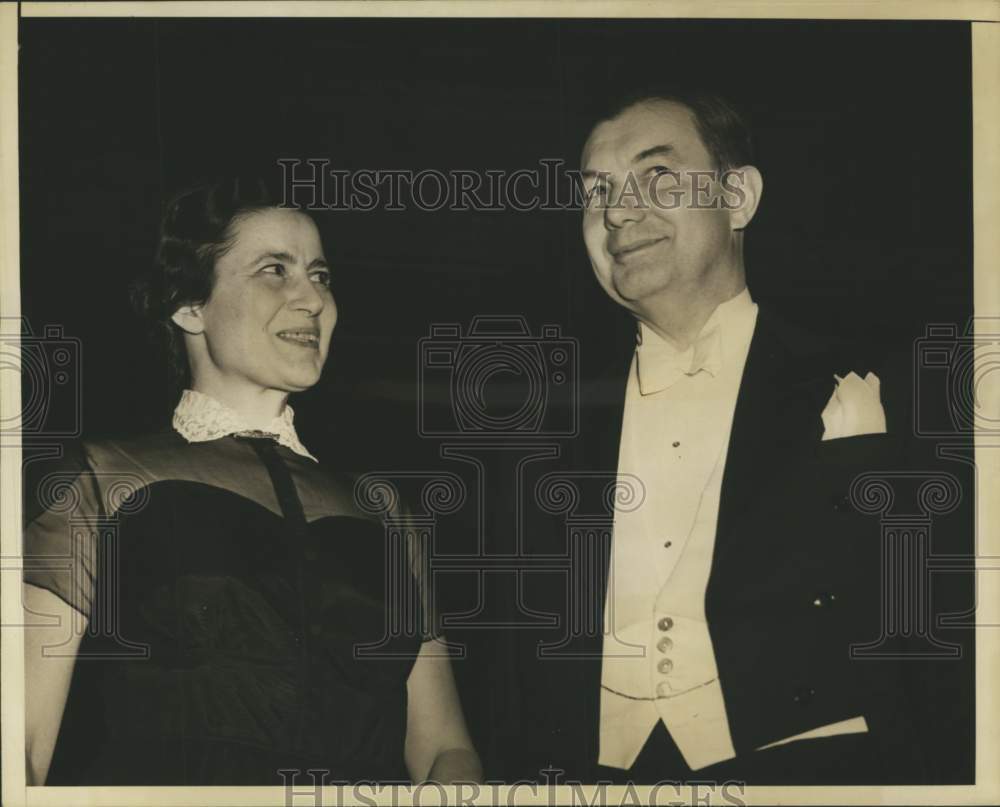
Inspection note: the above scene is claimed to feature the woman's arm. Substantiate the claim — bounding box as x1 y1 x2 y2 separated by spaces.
23 583 85 785
404 637 483 784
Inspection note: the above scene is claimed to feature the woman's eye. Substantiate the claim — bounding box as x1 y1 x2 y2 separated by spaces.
260 263 287 277
649 165 675 177
311 270 332 287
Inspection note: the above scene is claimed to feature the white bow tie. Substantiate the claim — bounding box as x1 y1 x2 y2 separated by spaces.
635 326 723 396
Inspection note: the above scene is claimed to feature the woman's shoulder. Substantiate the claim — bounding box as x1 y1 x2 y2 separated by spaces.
24 429 176 497
77 428 188 469
23 430 191 524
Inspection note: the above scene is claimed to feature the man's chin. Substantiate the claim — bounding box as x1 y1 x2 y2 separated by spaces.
611 263 669 305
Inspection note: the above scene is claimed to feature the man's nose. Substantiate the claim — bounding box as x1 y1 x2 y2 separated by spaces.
604 186 646 229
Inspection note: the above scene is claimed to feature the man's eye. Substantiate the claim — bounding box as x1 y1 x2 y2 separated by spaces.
648 165 676 178
311 270 332 287
587 185 609 203
260 263 287 277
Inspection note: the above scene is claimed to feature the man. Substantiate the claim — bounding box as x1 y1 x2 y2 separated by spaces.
515 89 973 785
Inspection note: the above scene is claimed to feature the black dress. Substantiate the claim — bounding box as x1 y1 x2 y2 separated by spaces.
23 430 433 785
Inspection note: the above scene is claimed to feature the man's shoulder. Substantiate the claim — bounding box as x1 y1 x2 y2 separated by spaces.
755 302 905 378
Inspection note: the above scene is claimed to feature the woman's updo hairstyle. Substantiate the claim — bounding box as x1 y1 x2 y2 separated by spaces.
131 175 280 391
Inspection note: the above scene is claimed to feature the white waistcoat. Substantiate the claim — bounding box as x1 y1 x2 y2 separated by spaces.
599 290 756 771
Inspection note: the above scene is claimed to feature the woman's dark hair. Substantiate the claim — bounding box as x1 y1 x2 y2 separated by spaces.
593 86 755 171
131 175 280 392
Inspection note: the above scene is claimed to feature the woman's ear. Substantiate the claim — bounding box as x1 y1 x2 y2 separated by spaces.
170 305 205 335
723 165 763 231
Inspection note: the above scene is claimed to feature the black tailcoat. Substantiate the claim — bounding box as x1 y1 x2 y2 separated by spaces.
513 305 974 784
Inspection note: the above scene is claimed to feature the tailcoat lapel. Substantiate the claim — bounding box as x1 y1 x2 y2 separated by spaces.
575 337 634 654
551 331 632 771
712 305 831 562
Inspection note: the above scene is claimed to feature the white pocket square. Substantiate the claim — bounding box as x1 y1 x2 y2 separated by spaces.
821 371 887 440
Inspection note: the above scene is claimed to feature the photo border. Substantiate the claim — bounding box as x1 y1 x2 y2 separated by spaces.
2 2 997 806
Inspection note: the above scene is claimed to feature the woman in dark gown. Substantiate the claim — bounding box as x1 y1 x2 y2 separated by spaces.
22 178 482 785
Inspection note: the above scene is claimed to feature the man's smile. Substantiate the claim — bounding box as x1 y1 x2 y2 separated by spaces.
609 236 668 262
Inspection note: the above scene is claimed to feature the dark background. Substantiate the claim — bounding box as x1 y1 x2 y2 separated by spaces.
19 17 973 777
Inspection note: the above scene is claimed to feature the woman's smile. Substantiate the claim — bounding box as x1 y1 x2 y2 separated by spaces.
275 328 321 349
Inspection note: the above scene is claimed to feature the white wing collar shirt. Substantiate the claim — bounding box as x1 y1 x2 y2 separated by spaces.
172 388 318 462
599 289 868 771
599 288 757 771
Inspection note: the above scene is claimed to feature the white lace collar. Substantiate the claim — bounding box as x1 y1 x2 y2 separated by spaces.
172 389 317 462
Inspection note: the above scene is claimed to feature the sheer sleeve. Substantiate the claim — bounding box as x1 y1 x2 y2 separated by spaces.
403 512 441 643
352 472 443 643
380 489 440 644
22 442 104 619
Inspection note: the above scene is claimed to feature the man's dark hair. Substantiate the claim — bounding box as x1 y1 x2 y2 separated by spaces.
595 86 755 171
130 175 280 393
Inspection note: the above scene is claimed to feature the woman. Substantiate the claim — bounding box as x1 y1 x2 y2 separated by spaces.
22 177 482 785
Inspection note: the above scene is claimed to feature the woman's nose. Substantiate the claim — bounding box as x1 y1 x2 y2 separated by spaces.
287 275 326 315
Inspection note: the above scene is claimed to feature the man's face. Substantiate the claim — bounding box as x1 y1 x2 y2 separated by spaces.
193 207 336 396
581 100 738 314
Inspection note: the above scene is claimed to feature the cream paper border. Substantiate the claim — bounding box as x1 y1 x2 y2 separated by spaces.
972 13 1000 804
15 0 1000 20
1 3 998 807
1 2 26 806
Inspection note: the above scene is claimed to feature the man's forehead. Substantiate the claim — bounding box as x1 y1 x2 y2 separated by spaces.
582 99 700 168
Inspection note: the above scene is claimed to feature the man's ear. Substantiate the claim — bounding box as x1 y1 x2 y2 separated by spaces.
722 165 763 231
170 304 205 335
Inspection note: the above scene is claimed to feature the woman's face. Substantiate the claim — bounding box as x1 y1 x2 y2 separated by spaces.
192 207 336 396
